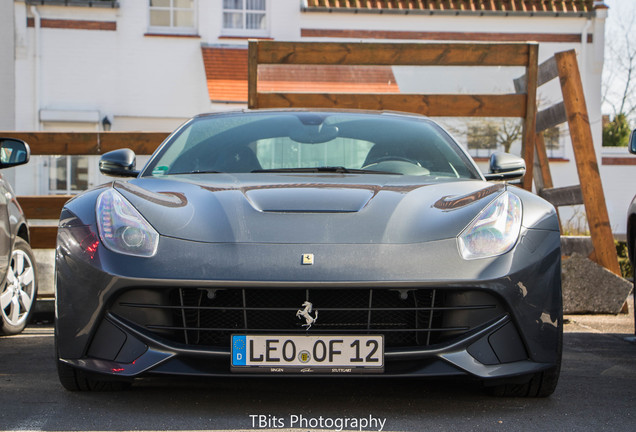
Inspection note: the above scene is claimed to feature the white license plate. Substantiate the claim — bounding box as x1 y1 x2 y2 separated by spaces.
231 335 384 373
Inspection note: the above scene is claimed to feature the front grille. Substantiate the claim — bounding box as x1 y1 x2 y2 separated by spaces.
111 287 506 349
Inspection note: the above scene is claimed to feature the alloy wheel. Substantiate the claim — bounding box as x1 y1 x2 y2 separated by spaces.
1 249 36 327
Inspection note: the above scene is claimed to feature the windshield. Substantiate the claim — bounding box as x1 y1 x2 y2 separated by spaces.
142 111 481 179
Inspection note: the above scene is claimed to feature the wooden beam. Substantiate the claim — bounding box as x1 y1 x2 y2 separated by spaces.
537 57 560 86
98 132 169 154
248 40 259 109
514 56 559 93
534 133 564 232
255 41 531 66
533 145 545 193
539 185 584 207
556 49 621 275
0 132 169 155
18 195 72 220
521 43 539 191
535 133 554 190
536 102 567 133
256 93 526 117
29 226 58 249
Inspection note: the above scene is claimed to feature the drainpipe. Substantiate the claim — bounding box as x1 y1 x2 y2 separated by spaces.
30 5 42 196
580 19 592 86
30 5 41 131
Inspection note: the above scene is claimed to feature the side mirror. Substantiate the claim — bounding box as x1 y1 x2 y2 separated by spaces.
99 148 139 178
629 129 636 155
0 138 30 169
483 152 526 181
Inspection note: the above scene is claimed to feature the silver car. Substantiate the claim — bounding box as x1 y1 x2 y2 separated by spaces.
0 138 37 335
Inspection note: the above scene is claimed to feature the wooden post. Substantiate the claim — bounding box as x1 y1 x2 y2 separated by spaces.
535 133 554 191
521 43 539 191
555 50 621 275
534 133 564 233
248 40 258 109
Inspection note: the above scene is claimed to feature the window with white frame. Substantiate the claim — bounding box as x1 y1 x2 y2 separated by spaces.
48 156 89 195
222 0 267 37
149 0 196 34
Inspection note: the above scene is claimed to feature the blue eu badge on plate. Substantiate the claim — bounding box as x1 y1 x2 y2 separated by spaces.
232 335 246 366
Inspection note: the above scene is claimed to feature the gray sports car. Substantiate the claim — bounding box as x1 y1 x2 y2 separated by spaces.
55 110 562 396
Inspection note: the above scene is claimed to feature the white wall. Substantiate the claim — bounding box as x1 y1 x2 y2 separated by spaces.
14 1 210 132
0 0 15 131
12 0 304 129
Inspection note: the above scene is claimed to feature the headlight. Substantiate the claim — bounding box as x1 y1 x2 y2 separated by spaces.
457 191 522 260
96 188 159 257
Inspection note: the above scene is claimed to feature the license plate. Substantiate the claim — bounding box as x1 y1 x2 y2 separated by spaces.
231 335 384 374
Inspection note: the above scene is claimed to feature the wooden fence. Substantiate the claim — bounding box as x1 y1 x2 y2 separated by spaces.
2 42 620 277
525 50 621 275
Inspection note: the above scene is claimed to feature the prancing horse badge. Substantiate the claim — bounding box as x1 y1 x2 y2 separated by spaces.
301 253 314 265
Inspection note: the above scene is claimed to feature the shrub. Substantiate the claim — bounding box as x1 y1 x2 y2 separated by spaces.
616 240 634 280
603 113 631 147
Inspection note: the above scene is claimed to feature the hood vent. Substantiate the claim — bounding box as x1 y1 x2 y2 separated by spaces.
246 187 374 213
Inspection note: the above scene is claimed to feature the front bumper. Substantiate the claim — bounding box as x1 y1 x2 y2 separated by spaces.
55 216 562 381
60 312 552 380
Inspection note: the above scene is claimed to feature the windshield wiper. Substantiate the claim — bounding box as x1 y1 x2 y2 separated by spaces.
177 170 225 174
252 167 400 175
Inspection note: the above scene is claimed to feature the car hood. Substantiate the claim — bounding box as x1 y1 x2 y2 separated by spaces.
114 174 509 244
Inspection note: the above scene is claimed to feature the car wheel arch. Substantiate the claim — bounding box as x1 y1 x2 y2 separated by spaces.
17 223 29 244
628 214 636 263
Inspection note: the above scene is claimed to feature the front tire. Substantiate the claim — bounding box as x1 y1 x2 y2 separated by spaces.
487 363 561 397
0 237 38 335
486 326 562 398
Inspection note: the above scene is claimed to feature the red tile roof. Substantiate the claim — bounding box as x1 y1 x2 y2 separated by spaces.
304 0 596 14
202 47 248 103
202 47 399 103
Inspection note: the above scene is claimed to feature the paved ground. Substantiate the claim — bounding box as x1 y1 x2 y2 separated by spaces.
1 300 635 432
564 295 636 335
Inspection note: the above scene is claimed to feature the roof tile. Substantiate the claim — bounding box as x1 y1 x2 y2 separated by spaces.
304 0 595 14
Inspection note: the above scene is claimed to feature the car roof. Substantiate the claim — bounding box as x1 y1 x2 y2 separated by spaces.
191 108 431 122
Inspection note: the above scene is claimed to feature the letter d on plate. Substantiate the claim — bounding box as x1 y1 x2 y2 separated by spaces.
233 335 246 366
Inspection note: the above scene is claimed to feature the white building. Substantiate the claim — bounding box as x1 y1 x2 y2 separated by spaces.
3 0 633 236
0 1 16 131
